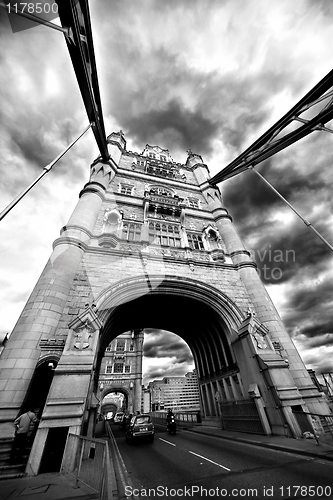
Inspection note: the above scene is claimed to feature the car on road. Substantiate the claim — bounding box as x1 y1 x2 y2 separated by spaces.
126 414 155 444
114 412 124 423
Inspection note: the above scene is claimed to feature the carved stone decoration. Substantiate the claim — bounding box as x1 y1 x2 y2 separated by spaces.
104 207 122 225
185 150 204 168
98 233 119 248
90 160 113 182
142 144 174 163
210 248 226 262
252 331 268 350
237 312 271 351
272 340 283 355
65 304 102 354
39 338 65 351
73 320 94 350
102 207 123 233
247 307 256 318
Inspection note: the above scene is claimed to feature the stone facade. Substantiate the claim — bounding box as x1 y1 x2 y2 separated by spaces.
0 131 330 475
98 329 144 414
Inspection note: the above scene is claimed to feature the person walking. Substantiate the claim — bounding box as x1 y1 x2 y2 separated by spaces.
11 409 38 463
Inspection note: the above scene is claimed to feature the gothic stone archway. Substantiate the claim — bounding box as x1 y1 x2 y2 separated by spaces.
28 275 308 474
93 275 300 435
99 387 130 415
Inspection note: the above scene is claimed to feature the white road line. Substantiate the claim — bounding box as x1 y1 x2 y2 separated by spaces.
189 451 230 471
159 437 176 446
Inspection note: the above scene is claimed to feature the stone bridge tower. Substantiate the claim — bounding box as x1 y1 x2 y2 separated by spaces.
0 131 329 475
98 329 144 415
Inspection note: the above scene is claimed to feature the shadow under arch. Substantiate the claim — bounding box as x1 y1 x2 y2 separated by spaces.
21 353 60 419
95 274 244 331
93 275 246 418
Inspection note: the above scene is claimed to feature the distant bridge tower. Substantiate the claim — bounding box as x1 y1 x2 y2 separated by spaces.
0 131 329 475
98 329 144 415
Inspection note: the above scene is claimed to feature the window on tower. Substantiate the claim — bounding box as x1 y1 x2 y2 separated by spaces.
114 362 124 373
149 222 181 247
119 183 134 195
188 197 200 209
146 160 176 179
187 233 205 251
122 222 142 242
146 186 182 219
116 340 126 352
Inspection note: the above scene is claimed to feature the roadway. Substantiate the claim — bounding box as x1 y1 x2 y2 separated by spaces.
111 423 333 499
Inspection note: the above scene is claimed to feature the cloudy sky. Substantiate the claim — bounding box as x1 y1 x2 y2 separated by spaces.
0 0 332 386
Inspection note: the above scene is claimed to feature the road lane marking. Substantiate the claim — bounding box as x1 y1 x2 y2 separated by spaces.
189 451 230 471
159 438 176 446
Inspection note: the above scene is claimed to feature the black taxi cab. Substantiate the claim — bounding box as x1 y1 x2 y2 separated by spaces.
125 414 155 444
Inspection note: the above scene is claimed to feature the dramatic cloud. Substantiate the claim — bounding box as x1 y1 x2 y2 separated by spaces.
143 329 195 385
1 0 332 383
144 330 193 361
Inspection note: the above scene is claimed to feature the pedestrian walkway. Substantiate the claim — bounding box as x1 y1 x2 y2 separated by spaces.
186 425 333 462
0 471 98 500
1 425 333 500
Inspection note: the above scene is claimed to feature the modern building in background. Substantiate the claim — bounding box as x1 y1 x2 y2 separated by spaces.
141 386 150 414
149 371 204 411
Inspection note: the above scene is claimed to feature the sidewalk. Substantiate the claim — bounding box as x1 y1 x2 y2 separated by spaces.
0 472 98 500
186 425 333 462
1 425 333 500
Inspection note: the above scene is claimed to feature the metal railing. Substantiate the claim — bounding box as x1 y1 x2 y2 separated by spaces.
61 433 113 499
151 410 201 427
292 411 333 447
219 398 264 434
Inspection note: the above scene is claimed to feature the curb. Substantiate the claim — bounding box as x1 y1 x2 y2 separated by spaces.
106 423 139 500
